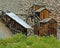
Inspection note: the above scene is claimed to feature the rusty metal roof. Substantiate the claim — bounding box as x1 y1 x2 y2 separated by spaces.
6 12 32 29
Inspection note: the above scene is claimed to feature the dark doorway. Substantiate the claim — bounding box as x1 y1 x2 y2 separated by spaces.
35 12 40 17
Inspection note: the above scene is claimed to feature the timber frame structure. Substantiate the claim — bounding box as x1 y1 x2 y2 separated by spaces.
2 12 32 35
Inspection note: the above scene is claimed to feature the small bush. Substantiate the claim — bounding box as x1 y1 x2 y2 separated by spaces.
13 33 26 42
25 36 39 45
0 33 60 48
6 42 27 48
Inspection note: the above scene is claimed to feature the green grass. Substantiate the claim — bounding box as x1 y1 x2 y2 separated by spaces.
0 33 60 48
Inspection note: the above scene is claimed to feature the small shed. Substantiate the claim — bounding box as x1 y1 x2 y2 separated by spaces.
2 12 32 35
39 18 57 37
35 7 51 20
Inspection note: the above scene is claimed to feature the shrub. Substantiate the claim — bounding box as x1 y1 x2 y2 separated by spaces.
13 33 26 42
6 42 27 48
25 36 39 45
0 33 60 48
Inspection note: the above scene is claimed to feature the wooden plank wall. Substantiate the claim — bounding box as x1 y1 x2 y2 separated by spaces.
34 5 40 11
39 20 57 37
40 9 49 20
2 16 27 34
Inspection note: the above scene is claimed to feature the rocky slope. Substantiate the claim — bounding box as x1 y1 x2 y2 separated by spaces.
0 0 60 14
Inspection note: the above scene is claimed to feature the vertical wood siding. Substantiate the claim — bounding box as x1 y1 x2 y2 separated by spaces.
39 19 57 37
40 9 50 20
34 5 40 11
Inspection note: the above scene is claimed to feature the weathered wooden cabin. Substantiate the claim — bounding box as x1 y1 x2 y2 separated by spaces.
2 12 32 35
35 7 51 20
39 18 57 37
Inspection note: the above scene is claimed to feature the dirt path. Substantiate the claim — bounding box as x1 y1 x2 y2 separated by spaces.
57 29 60 40
0 21 13 39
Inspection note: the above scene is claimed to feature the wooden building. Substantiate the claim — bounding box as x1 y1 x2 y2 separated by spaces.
27 5 51 27
35 7 51 20
32 4 40 11
38 18 57 37
27 4 40 16
2 12 32 35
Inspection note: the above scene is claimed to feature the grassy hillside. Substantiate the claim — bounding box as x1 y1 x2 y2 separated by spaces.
0 33 60 48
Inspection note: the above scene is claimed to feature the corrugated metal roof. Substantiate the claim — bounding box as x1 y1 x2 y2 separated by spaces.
35 7 45 12
6 12 32 29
